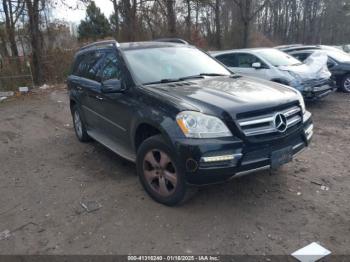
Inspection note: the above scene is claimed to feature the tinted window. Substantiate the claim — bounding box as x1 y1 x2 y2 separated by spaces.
74 51 105 81
236 53 261 68
292 53 310 62
101 53 122 81
216 54 237 67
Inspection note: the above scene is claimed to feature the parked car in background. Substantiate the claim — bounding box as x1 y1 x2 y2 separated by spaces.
276 44 342 53
68 40 313 206
278 45 350 93
342 45 350 53
211 48 334 100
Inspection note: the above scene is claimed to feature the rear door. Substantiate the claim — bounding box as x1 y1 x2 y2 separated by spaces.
73 51 106 131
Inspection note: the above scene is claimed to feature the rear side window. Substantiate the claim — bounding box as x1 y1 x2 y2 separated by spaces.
73 51 105 81
216 54 238 67
292 53 310 62
236 53 261 68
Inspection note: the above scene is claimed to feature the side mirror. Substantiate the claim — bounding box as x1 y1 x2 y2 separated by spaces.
252 62 262 69
101 79 124 93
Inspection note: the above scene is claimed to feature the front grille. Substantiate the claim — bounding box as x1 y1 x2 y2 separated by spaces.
237 105 302 137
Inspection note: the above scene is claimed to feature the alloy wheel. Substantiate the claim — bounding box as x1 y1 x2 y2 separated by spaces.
143 149 178 197
74 110 83 139
344 77 350 92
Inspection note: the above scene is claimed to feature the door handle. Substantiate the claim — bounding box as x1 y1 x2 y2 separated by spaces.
76 86 83 91
95 95 104 101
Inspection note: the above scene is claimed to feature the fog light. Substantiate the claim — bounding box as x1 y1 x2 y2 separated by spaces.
303 111 312 123
305 124 314 141
201 154 242 163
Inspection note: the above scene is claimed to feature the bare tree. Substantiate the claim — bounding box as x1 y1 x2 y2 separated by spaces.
110 0 119 38
24 0 44 84
2 0 24 56
164 0 176 36
233 0 268 47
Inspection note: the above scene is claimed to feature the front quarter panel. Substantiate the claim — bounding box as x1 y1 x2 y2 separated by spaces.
129 87 188 152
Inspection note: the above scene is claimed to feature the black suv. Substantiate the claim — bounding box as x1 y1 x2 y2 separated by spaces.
68 40 314 206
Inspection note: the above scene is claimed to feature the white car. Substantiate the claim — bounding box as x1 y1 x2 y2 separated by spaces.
211 48 334 100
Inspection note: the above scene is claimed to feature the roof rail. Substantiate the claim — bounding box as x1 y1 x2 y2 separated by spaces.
153 38 189 45
79 40 120 51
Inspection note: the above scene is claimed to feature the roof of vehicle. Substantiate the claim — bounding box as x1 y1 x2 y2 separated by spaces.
119 41 188 50
152 38 189 45
288 49 319 54
211 48 280 56
277 45 340 52
275 44 304 50
76 40 191 56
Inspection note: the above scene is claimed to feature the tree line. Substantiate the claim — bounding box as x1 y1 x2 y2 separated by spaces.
1 0 350 85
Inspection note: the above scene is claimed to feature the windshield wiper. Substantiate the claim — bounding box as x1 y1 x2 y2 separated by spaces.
199 73 229 77
143 73 230 85
144 78 183 85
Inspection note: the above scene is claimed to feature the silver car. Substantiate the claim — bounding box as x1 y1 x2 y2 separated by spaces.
211 48 334 100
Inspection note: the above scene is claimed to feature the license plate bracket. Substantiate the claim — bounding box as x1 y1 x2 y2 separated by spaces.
271 147 293 169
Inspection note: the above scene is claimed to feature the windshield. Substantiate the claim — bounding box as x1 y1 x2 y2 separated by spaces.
123 46 231 84
326 50 350 63
256 49 302 67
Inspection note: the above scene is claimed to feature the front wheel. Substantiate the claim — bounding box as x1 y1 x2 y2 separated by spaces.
137 135 193 206
341 74 350 93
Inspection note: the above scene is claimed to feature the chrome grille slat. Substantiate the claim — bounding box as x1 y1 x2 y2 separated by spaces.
238 105 302 137
239 116 274 127
287 115 302 128
284 107 301 117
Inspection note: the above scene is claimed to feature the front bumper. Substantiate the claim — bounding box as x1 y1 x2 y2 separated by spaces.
300 79 336 100
174 112 313 185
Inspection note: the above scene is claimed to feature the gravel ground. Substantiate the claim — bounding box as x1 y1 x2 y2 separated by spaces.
0 86 349 255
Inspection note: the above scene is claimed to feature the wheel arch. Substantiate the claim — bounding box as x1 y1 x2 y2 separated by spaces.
131 119 181 154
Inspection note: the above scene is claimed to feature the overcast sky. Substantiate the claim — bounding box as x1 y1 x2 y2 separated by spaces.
55 0 114 24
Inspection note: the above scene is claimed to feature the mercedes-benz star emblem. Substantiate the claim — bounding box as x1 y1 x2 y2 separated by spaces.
274 113 288 133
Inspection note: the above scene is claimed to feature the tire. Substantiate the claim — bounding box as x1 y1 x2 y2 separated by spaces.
341 74 350 93
137 135 195 206
71 104 91 142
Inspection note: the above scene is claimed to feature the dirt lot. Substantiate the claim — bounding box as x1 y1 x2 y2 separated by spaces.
0 86 349 255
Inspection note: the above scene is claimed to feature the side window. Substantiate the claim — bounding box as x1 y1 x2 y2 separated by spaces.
236 53 260 68
75 51 105 81
292 53 309 62
101 53 122 81
327 57 336 68
216 54 238 67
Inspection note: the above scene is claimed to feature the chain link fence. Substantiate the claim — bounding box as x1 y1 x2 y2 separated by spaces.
0 56 34 91
0 49 75 91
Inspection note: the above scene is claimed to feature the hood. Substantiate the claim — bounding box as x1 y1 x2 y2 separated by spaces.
146 76 299 117
279 51 331 81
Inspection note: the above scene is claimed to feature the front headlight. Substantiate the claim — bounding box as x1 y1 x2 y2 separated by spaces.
296 91 306 114
176 111 232 138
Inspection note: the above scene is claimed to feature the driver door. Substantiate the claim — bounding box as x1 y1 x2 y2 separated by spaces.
232 53 270 80
96 51 135 159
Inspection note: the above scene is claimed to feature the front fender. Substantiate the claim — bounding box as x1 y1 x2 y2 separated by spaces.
129 108 185 153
